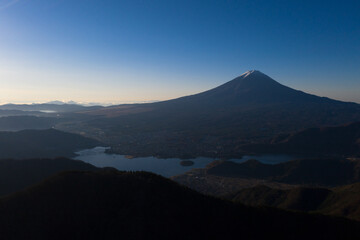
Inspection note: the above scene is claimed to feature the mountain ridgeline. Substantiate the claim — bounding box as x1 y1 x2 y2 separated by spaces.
0 158 99 196
0 170 359 240
205 158 360 186
0 116 59 131
0 129 101 159
172 158 360 200
158 70 344 107
71 70 360 158
244 121 360 156
228 183 360 221
0 102 101 113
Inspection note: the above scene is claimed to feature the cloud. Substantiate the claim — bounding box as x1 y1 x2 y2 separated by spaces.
0 0 20 11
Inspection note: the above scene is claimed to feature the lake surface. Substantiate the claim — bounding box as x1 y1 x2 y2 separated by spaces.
74 147 297 177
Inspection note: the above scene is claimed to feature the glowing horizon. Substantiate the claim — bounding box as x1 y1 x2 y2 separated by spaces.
0 0 359 104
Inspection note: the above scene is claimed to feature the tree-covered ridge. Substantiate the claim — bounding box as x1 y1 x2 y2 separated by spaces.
205 158 360 186
0 129 102 159
0 158 99 196
0 170 359 240
228 183 360 221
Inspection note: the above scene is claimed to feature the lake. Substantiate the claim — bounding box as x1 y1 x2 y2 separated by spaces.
74 147 297 177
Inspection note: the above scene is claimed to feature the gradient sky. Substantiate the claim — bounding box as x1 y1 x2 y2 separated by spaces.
0 0 359 104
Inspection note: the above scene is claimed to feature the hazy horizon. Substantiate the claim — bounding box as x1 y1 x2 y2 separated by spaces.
1 0 359 104
0 72 359 106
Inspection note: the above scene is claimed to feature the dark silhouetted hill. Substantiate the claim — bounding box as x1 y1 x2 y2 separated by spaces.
320 183 360 221
206 158 360 186
0 129 101 159
0 116 59 131
0 158 99 196
244 122 360 156
0 170 359 240
230 185 331 211
229 183 360 221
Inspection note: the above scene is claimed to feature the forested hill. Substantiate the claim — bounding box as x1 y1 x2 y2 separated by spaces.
0 170 359 240
205 158 360 186
0 158 99 196
243 121 360 156
0 129 101 159
228 183 360 221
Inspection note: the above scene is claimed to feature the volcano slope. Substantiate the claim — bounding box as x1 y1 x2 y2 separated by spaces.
65 70 360 158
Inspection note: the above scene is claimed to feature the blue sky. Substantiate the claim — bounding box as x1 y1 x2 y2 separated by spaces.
0 0 359 104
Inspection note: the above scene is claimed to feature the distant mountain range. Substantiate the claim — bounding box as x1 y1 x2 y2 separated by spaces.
0 102 102 113
69 70 360 158
0 109 44 117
